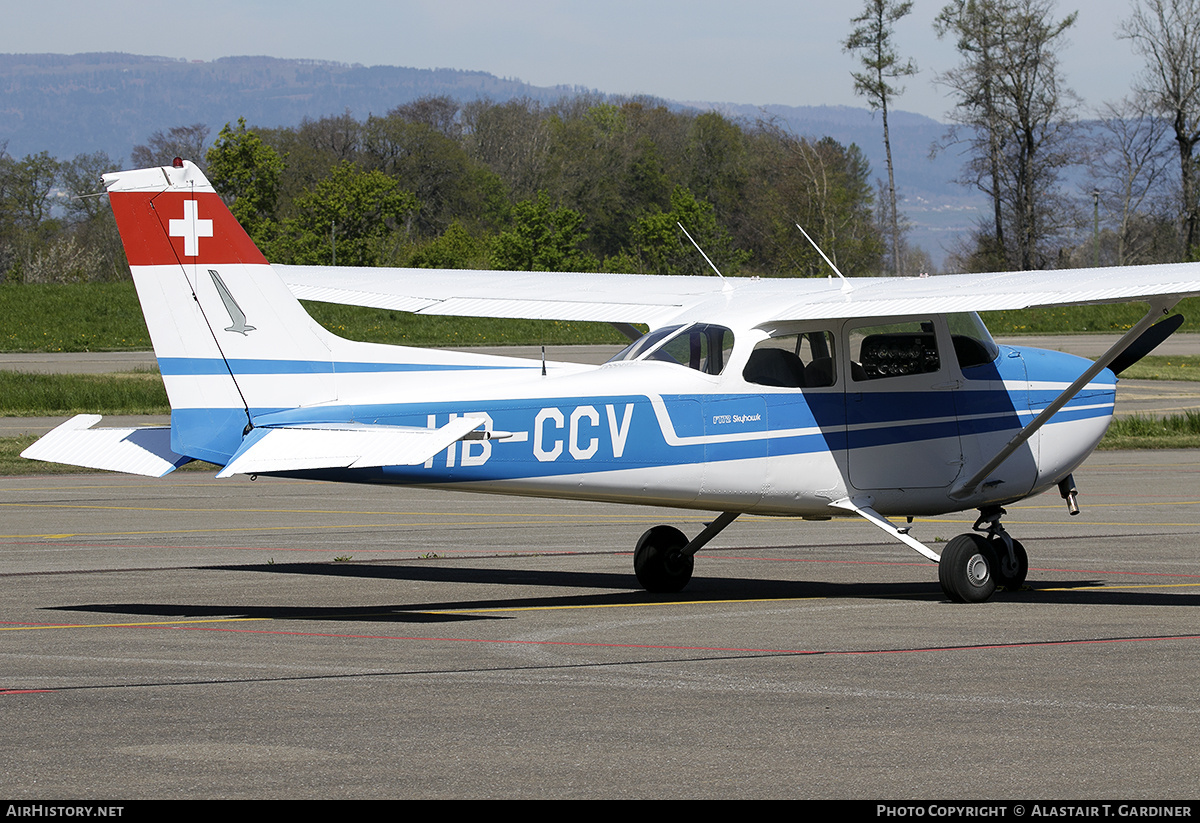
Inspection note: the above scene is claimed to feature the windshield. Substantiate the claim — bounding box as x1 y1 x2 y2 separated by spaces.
606 323 734 375
607 325 685 364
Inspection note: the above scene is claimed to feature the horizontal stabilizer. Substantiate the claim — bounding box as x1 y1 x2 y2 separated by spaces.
215 416 488 477
21 415 192 477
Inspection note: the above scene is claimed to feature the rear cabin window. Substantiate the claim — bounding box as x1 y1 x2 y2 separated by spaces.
743 330 837 388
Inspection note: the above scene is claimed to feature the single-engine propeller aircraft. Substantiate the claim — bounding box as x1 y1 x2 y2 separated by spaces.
23 160 1200 601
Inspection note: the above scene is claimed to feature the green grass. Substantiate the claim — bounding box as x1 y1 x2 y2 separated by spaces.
0 371 169 416
0 282 152 351
0 281 629 352
1 434 78 475
981 299 1200 335
1116 355 1200 381
1098 412 1200 449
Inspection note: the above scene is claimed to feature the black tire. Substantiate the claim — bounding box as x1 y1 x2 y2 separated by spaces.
634 525 693 593
938 533 998 603
993 538 1028 591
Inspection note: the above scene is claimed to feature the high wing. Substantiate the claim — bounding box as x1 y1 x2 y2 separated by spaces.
277 265 717 328
277 261 1200 328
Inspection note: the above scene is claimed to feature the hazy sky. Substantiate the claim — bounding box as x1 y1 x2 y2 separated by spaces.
7 1 1148 121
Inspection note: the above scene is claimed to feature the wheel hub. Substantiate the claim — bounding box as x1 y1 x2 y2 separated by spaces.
966 553 990 586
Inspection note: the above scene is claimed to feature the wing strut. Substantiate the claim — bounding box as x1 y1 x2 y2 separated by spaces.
950 297 1180 501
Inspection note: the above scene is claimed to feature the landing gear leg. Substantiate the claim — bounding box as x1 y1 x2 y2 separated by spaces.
973 506 1028 591
938 506 1029 602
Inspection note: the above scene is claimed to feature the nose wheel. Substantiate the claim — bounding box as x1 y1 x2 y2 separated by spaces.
938 533 997 602
938 507 1029 602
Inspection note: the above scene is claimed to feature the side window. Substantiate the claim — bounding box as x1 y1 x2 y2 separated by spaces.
947 312 1001 371
743 330 837 388
849 320 940 381
651 324 734 375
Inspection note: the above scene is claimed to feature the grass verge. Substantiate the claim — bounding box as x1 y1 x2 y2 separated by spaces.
0 371 169 416
1098 412 1200 449
981 299 1200 335
1116 355 1200 381
0 282 629 351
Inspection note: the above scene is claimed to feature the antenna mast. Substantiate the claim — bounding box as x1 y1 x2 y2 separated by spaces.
795 223 846 281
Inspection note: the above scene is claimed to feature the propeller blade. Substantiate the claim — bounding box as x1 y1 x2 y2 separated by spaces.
1109 313 1185 376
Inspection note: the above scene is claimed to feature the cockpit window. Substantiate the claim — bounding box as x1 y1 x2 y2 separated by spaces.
850 319 941 380
947 312 1000 369
606 323 734 375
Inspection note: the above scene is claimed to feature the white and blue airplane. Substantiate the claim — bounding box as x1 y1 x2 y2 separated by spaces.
23 160 1200 602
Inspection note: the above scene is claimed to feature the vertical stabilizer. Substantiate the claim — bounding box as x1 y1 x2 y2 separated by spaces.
105 160 337 464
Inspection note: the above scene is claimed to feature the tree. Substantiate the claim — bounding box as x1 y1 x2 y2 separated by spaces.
391 95 462 139
614 186 747 276
492 191 593 271
277 162 418 266
363 112 503 237
935 0 1078 271
408 221 490 269
1120 0 1200 258
59 151 125 280
130 124 211 171
1087 97 1175 265
206 118 285 245
462 98 551 201
844 0 917 276
737 123 883 276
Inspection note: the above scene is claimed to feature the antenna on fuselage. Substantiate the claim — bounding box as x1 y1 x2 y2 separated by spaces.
677 222 725 280
795 223 847 282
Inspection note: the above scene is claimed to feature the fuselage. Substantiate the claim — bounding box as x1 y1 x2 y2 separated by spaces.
232 312 1114 519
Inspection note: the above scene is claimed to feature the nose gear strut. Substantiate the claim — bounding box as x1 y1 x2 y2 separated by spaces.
973 506 1028 591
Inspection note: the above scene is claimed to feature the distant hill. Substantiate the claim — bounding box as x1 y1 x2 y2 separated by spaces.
0 52 983 265
0 53 600 160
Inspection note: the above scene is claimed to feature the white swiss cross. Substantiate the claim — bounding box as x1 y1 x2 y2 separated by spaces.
168 199 214 257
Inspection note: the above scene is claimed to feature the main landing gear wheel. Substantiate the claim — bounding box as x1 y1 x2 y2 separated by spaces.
993 538 1028 591
634 525 694 593
938 533 998 603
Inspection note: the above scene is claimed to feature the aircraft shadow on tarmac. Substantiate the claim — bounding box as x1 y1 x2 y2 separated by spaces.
42 561 1200 623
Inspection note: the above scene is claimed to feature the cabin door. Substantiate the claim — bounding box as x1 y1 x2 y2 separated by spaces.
842 317 964 491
